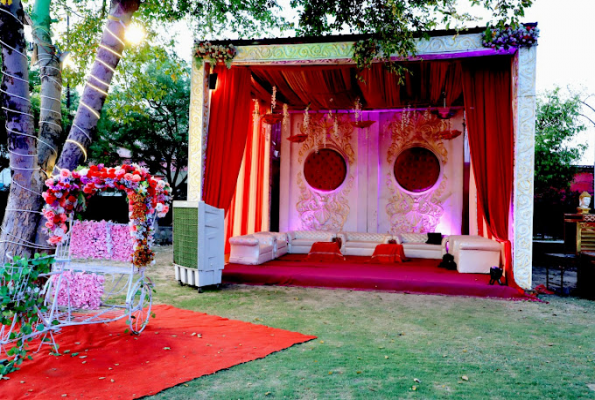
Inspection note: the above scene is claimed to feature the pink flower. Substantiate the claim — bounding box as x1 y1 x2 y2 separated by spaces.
44 210 56 220
48 236 62 245
132 175 141 182
124 173 134 181
45 179 54 186
60 169 70 178
45 221 54 229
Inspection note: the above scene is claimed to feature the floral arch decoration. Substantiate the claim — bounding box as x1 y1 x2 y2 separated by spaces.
42 164 172 268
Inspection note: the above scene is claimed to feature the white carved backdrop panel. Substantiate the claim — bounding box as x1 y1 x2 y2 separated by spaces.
378 111 464 235
279 111 464 235
279 114 359 232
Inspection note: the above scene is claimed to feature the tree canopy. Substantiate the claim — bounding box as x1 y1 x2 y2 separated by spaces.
534 87 587 197
90 55 190 199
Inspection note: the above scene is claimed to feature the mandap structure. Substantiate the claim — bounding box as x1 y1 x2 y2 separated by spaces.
176 26 537 290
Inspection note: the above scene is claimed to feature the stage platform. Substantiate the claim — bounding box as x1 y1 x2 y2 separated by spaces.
223 254 529 300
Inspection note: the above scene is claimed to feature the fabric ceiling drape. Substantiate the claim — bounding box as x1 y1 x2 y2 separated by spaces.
224 100 271 253
202 66 252 212
250 62 463 111
356 64 402 109
462 56 518 289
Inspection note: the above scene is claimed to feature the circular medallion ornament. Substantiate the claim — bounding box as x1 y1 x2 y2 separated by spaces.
394 147 440 192
304 149 347 191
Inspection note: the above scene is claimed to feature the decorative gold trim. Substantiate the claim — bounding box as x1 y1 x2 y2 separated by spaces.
233 33 484 65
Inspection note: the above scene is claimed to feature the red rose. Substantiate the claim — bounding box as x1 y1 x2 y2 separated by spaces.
68 195 76 203
46 195 57 204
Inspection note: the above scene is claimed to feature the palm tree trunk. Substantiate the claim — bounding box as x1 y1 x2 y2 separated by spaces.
32 0 63 175
0 0 46 261
56 0 141 172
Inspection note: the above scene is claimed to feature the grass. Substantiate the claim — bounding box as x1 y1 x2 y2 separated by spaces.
142 246 595 399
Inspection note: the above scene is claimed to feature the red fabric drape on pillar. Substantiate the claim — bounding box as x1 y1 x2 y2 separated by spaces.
202 66 252 211
462 57 519 290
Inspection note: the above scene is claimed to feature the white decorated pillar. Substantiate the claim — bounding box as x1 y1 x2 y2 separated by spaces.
512 46 537 289
187 62 211 201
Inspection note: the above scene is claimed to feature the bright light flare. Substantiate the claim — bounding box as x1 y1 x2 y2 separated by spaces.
61 51 75 69
125 23 145 46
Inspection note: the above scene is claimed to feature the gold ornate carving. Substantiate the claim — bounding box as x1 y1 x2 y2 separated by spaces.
233 34 484 65
187 62 210 201
512 46 537 289
385 111 450 234
296 114 355 231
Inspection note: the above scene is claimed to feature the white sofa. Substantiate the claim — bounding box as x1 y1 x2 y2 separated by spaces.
268 232 288 258
337 232 392 256
287 230 336 254
228 232 275 265
396 233 447 259
447 235 501 274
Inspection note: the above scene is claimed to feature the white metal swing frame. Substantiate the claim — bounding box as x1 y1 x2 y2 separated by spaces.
0 215 154 364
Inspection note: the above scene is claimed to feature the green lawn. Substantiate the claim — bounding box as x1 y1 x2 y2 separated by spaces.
146 247 595 399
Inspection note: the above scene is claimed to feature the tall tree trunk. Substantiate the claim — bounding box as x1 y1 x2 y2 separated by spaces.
32 0 63 175
56 0 141 172
0 1 46 261
31 0 63 246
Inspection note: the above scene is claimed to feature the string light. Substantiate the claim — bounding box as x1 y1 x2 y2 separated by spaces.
96 58 117 73
65 139 88 161
89 74 110 87
98 43 123 58
105 26 126 46
80 101 101 119
85 81 109 96
72 123 92 141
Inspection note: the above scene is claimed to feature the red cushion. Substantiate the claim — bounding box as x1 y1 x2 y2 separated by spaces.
370 244 409 264
306 241 344 262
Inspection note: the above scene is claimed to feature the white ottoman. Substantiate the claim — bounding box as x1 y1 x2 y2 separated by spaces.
449 235 502 274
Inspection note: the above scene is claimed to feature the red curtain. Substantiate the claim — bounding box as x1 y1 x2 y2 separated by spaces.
462 57 518 289
202 66 252 212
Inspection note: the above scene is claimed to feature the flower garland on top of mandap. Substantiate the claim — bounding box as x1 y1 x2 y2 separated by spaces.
194 41 237 69
482 23 539 51
42 164 172 268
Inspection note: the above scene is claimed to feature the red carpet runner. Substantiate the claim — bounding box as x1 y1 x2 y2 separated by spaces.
224 254 530 300
3 305 316 399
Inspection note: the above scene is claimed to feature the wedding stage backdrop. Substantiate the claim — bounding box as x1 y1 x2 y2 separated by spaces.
181 28 537 289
